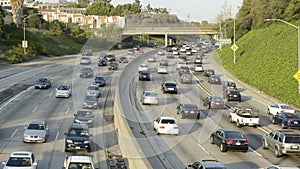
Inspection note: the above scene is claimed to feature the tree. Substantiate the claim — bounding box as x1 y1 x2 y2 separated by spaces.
11 0 24 26
49 20 63 36
0 6 5 37
284 0 300 21
84 1 114 16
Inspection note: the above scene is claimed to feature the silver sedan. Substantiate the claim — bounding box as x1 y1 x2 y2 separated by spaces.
141 91 159 105
23 121 49 143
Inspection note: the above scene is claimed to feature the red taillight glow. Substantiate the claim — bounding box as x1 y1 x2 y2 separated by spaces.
175 87 178 91
287 120 291 124
244 141 249 145
159 126 165 129
226 140 234 145
174 126 179 129
281 145 285 149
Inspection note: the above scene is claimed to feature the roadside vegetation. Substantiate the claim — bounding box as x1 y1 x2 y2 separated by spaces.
218 20 300 108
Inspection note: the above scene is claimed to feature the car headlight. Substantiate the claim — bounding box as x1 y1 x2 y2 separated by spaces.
74 119 80 123
84 140 90 144
84 103 88 106
87 119 93 123
24 134 29 138
66 139 73 143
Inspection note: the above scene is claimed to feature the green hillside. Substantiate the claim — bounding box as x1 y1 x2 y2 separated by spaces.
218 21 300 108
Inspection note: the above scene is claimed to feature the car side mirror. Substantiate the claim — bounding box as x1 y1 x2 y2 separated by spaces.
64 132 67 135
24 127 27 129
2 162 6 165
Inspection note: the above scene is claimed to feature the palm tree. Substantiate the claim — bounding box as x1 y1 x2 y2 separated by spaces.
11 0 23 26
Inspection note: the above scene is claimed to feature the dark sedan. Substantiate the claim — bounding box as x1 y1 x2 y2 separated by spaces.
161 82 179 94
272 113 300 129
34 77 51 89
80 67 93 78
74 109 94 127
208 75 221 84
108 62 118 70
94 75 106 87
203 96 224 109
119 56 128 63
210 129 249 152
203 69 215 77
98 59 107 66
176 103 200 119
139 71 151 81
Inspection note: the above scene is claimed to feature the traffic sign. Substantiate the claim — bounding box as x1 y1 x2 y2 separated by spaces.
218 39 232 44
231 44 238 51
293 70 300 82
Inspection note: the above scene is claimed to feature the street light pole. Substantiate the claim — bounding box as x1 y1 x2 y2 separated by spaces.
23 13 40 55
265 18 300 94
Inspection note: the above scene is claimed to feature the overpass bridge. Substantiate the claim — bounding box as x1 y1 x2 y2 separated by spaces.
122 25 219 46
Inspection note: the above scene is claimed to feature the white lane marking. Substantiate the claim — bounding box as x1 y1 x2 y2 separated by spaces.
258 126 268 133
32 107 38 113
55 131 60 141
11 128 18 138
49 91 54 96
249 147 263 157
198 143 210 155
0 86 33 111
65 108 70 114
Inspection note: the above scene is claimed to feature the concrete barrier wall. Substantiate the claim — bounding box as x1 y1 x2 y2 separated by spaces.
114 88 152 169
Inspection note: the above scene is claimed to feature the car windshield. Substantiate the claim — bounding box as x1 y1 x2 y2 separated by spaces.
285 136 300 143
140 72 149 75
228 82 236 87
212 96 222 101
68 129 89 137
225 132 245 139
165 83 176 87
58 85 69 90
82 68 92 72
6 157 31 166
85 96 97 101
281 105 293 110
68 163 92 169
230 90 240 94
145 92 158 97
184 104 198 110
38 78 47 82
81 57 89 60
77 111 93 117
27 123 44 130
161 119 175 124
87 86 98 90
95 77 104 80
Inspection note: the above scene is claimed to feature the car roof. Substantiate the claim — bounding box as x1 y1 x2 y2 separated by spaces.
70 123 89 129
199 160 226 168
159 116 176 120
68 156 93 163
29 121 45 125
10 151 33 157
220 128 241 133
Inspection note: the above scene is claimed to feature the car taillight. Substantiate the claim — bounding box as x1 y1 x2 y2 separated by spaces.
174 125 178 129
164 87 167 90
258 119 260 124
281 110 285 113
294 110 296 114
243 141 249 145
211 101 215 104
287 120 291 124
281 145 285 149
159 126 165 129
175 87 178 91
240 119 243 123
226 140 234 145
184 110 189 113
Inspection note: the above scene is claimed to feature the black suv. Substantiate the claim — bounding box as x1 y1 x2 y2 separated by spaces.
176 103 200 119
186 160 227 169
139 71 151 81
94 75 106 87
35 77 51 89
65 123 91 152
80 67 93 78
223 89 241 102
105 54 116 61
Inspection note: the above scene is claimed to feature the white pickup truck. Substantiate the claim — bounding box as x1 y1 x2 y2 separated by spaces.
62 155 98 169
229 108 260 127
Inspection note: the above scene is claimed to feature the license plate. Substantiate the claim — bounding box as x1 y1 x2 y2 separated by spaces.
291 145 299 149
235 142 241 145
75 146 80 149
294 121 298 124
190 111 194 114
233 95 237 97
168 88 174 91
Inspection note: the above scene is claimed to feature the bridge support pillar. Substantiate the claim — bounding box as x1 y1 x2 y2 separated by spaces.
165 34 168 47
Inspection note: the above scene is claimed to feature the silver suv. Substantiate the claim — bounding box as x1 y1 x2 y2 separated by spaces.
262 130 300 157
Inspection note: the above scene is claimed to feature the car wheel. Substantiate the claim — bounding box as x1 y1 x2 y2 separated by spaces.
236 121 241 127
155 129 160 135
207 103 210 109
210 136 214 144
262 139 268 149
87 147 91 153
181 113 185 119
271 118 276 124
267 109 271 115
274 146 281 158
220 143 227 152
281 122 287 129
229 115 233 123
196 114 200 119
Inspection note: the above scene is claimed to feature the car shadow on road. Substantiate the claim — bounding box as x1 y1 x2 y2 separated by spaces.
225 161 260 169
244 133 263 151
159 97 178 105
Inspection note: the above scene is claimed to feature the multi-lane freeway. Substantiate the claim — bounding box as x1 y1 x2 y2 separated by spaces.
0 47 299 169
